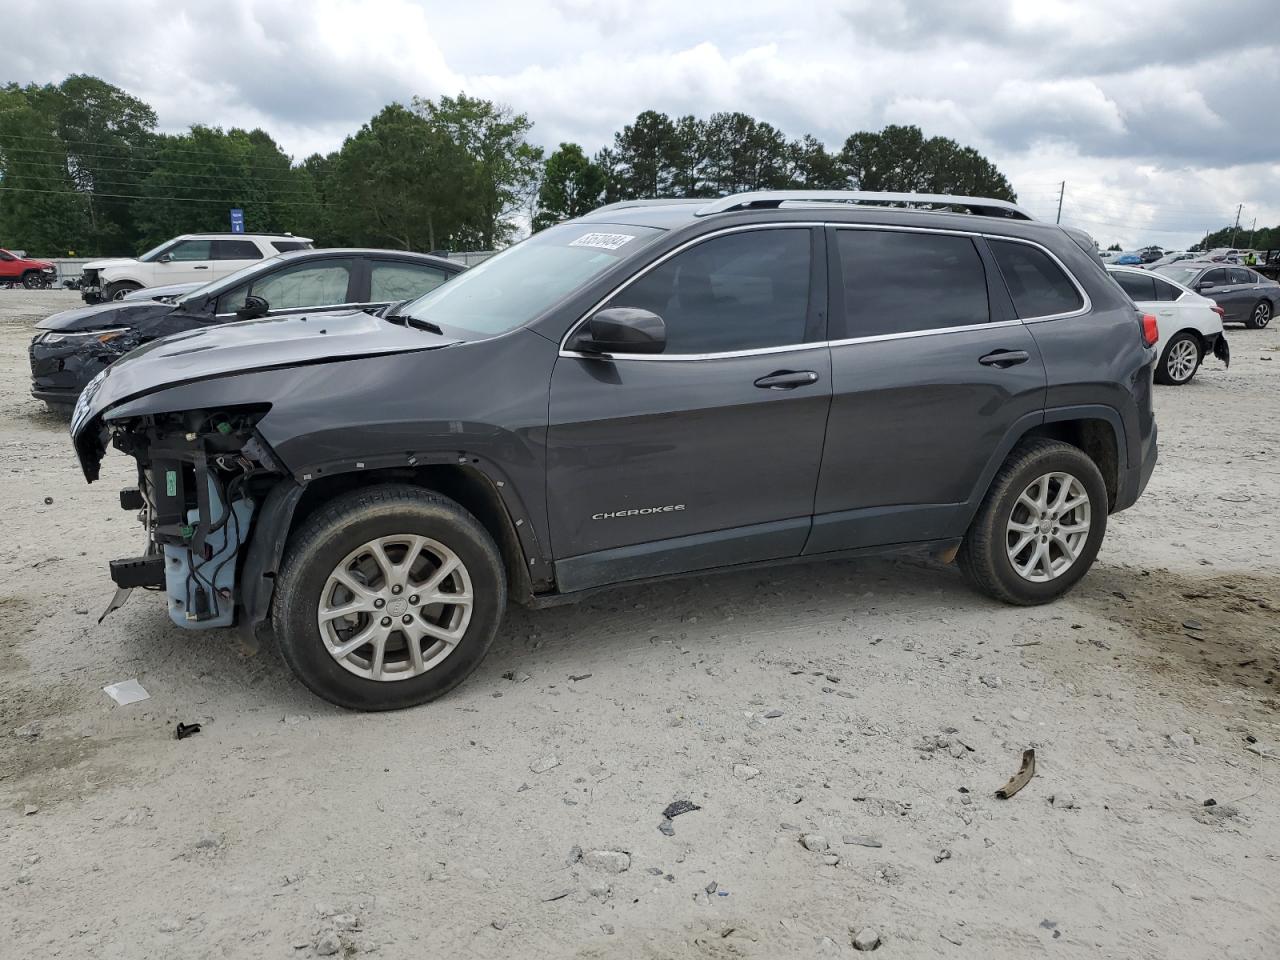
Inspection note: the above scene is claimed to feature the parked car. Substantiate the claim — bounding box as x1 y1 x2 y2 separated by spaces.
0 248 57 288
120 281 205 302
1114 253 1144 265
1108 265 1228 385
1147 251 1195 269
1151 261 1278 328
32 249 462 411
1138 246 1164 264
80 233 313 303
70 189 1158 710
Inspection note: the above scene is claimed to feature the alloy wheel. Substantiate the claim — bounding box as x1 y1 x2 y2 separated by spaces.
1005 472 1092 583
1255 302 1271 328
1166 338 1198 383
317 535 473 681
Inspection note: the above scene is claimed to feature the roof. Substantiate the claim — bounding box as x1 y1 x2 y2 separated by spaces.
172 232 314 241
270 248 463 270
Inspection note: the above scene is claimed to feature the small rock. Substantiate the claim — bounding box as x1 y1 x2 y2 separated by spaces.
12 721 42 741
22 804 38 816
733 763 760 780
1182 619 1204 631
934 848 952 863
601 923 615 935
332 913 360 930
17 868 33 884
194 834 222 850
837 690 857 699
530 754 561 774
763 709 783 719
705 881 718 894
662 799 700 819
822 854 841 866
281 714 310 725
842 835 882 848
1051 792 1077 809
315 932 342 956
1010 710 1030 723
1169 732 1195 751
980 675 1002 689
491 919 508 930
157 918 183 933
802 834 830 852
582 849 630 873
852 927 881 951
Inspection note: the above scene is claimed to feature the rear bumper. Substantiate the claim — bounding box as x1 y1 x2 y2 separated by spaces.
1114 419 1157 513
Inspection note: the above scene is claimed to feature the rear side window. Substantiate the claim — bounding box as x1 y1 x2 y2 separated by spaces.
1113 272 1157 303
214 239 262 260
836 230 989 337
607 228 812 354
272 240 311 253
1229 268 1253 284
1152 278 1183 302
370 261 451 302
989 239 1084 318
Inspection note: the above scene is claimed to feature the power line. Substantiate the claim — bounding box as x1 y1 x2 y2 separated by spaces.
0 184 327 206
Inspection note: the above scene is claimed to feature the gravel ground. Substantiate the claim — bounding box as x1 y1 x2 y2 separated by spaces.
2 288 1278 959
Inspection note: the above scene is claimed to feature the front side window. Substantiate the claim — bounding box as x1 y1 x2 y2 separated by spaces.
214 239 262 260
605 228 812 354
0 250 14 261
837 230 988 337
220 259 353 313
989 239 1084 318
168 240 212 262
1201 268 1229 286
1113 271 1157 303
370 261 451 302
401 222 663 338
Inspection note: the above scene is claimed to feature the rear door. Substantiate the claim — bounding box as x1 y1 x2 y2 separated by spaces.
807 228 1049 554
212 238 265 279
546 226 831 591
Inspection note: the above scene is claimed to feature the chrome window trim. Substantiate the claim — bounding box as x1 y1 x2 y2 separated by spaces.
982 234 1091 323
557 222 1092 361
214 300 358 318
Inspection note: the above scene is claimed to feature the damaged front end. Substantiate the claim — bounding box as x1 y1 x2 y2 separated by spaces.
103 407 285 629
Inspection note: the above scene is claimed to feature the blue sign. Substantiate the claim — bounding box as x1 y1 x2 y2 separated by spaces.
230 208 245 233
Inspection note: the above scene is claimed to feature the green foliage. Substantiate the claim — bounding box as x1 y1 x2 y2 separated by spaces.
1106 243 1122 251
533 143 605 230
1193 224 1280 252
839 124 1015 200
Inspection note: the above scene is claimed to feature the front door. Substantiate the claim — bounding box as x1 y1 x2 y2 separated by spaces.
159 238 216 284
807 228 1050 553
546 226 831 592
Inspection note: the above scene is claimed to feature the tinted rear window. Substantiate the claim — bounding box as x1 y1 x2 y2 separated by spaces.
989 239 1084 318
214 239 262 260
272 240 312 253
836 230 989 337
1113 271 1157 303
1152 277 1183 302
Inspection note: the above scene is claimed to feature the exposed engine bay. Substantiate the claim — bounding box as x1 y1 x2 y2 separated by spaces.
105 408 283 627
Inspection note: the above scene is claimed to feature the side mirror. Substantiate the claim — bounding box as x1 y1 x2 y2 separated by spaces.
236 295 270 320
1196 281 1214 291
157 254 172 263
571 307 666 355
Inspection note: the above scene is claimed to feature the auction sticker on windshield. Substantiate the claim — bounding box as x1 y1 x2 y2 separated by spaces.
569 232 637 251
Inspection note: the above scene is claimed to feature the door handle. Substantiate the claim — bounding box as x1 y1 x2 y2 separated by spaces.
978 349 1030 368
754 370 819 389
193 265 209 270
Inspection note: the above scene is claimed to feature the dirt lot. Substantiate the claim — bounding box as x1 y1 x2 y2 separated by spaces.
2 289 1278 959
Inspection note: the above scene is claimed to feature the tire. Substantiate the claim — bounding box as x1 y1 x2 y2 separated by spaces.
21 271 41 289
104 281 142 301
957 439 1108 606
1154 330 1202 385
272 484 506 710
1244 299 1271 330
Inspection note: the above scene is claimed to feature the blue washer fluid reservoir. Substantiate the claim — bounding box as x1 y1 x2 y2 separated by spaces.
163 474 255 629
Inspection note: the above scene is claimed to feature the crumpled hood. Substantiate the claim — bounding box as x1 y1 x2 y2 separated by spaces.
122 281 205 302
82 257 138 271
37 298 175 332
71 309 459 479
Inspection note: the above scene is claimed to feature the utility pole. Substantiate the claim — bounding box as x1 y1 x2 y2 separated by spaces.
1056 181 1065 224
1230 203 1242 248
1248 217 1257 248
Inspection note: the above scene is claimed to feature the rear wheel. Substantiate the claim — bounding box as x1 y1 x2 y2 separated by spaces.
958 439 1108 605
1244 299 1271 330
272 484 506 710
21 271 42 289
1155 330 1202 385
104 280 142 301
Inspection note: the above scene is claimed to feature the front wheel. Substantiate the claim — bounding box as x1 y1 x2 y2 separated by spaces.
21 271 42 289
272 484 507 710
957 439 1108 605
1155 330 1201 385
104 280 142 301
1245 299 1271 330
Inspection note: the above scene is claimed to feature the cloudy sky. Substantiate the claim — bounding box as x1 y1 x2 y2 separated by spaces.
6 0 1279 248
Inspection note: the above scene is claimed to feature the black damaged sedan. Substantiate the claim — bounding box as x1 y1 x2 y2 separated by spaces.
30 248 463 412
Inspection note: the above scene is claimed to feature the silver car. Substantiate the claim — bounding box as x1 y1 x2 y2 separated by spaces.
1151 261 1279 329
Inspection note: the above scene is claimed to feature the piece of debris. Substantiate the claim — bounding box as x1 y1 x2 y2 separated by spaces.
733 764 760 780
1050 792 1077 809
542 887 574 903
662 800 701 819
43 496 54 505
174 722 202 740
1182 619 1204 631
980 675 1002 688
1169 732 1195 751
705 881 718 895
801 834 830 853
994 748 1036 799
582 850 631 873
852 927 881 951
23 804 39 816
822 854 841 866
530 755 561 774
842 835 882 848
934 848 952 863
102 678 150 706
763 709 783 719
1245 743 1278 761
314 932 341 956
12 720 42 741
1203 798 1216 807
491 918 508 930
658 819 675 836
569 673 592 682
281 714 310 725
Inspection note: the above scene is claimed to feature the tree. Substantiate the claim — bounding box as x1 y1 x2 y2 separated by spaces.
786 135 842 190
1106 243 1122 251
610 110 678 199
414 93 542 248
533 143 606 230
839 124 1015 201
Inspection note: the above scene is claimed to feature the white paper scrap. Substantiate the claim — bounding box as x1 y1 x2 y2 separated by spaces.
103 679 150 706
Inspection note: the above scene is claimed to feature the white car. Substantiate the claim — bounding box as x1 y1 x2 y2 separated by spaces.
79 232 312 303
1108 265 1228 385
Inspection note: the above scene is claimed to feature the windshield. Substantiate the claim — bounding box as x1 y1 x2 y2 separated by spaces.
1152 265 1203 286
175 254 287 304
398 222 664 337
137 239 182 262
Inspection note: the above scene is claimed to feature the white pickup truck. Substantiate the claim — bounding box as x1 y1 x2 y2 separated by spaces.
80 233 313 303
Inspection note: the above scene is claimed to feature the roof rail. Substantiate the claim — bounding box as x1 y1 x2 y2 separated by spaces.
590 198 706 214
694 190 1033 221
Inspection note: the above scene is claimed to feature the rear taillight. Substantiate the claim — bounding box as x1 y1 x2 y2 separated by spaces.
1140 313 1159 347
1211 306 1225 319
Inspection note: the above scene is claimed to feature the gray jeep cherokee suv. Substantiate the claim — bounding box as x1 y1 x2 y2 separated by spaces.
70 190 1158 710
